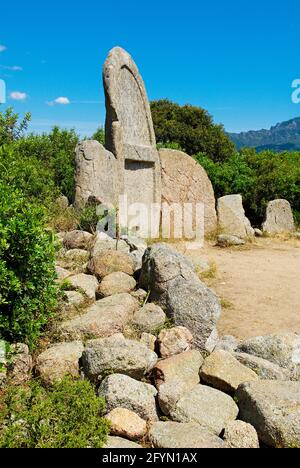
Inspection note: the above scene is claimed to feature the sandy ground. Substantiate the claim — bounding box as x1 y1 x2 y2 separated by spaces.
182 237 300 341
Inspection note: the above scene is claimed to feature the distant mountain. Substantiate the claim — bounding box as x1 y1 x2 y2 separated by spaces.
229 117 300 151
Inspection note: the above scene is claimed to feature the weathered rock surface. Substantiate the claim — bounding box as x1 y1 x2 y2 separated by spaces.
63 230 93 250
140 244 221 352
98 272 136 297
62 249 90 270
91 232 130 257
104 436 142 449
153 350 203 415
63 290 85 308
170 384 239 435
215 335 238 353
98 374 158 421
217 195 254 239
140 333 157 351
200 350 258 393
132 303 166 333
8 343 32 385
223 420 260 449
67 273 98 300
103 47 162 238
234 352 291 381
216 234 246 247
60 293 138 340
131 288 147 303
55 265 72 282
105 408 147 440
82 334 157 381
74 140 119 208
129 249 145 273
262 199 295 235
88 250 134 279
158 327 193 359
237 333 300 379
35 341 84 386
159 148 217 236
149 422 226 449
158 326 193 359
236 380 300 448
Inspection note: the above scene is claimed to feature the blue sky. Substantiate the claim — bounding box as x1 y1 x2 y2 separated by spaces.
0 0 300 136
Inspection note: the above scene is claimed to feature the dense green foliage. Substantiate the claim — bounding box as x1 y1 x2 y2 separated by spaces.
0 184 58 348
0 377 110 448
0 108 31 146
92 127 105 145
151 99 235 162
195 149 300 225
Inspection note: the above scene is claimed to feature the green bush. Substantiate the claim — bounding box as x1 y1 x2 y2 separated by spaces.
0 377 110 448
0 183 58 348
151 99 235 162
195 149 300 225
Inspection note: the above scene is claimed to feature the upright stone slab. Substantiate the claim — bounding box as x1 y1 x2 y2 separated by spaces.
217 194 254 239
262 199 295 235
103 47 161 236
75 141 119 208
159 148 217 236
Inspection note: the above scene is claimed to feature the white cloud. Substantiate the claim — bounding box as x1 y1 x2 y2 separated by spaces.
55 96 70 105
0 65 23 71
47 96 71 106
0 45 7 52
10 91 27 101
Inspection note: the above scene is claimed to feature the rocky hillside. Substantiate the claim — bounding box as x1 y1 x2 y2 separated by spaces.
229 117 300 151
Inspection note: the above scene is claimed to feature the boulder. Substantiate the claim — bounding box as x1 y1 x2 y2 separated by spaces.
170 384 239 435
59 293 138 340
91 232 130 257
121 235 147 253
159 148 217 236
131 288 148 303
63 230 93 250
105 408 147 440
98 272 136 297
35 341 84 386
223 420 259 449
6 343 32 385
63 290 85 308
153 350 203 415
82 334 158 381
62 249 90 269
234 352 291 381
98 374 158 421
215 335 238 353
216 234 246 247
237 333 300 379
158 326 193 359
262 199 295 235
149 422 226 449
236 380 300 448
67 273 98 300
140 244 221 352
129 249 144 273
217 195 254 239
132 303 166 333
200 350 258 393
88 250 134 279
104 436 142 449
140 333 157 352
55 265 72 282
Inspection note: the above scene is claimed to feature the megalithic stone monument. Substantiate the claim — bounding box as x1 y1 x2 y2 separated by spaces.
75 47 161 237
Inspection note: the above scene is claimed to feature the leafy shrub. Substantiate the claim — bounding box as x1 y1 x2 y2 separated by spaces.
92 127 105 145
16 126 79 202
0 183 58 348
0 107 31 146
151 99 235 162
0 377 110 448
195 149 300 225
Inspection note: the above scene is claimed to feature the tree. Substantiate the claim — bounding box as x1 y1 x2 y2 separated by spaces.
92 127 105 145
0 107 31 146
151 99 235 162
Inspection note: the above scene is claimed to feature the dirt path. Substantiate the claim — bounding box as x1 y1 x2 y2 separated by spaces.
183 238 300 341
